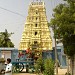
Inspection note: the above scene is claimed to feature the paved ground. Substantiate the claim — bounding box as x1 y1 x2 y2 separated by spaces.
13 73 36 75
58 68 67 75
13 68 67 75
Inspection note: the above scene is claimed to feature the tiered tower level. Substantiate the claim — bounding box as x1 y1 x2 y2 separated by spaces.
19 1 52 50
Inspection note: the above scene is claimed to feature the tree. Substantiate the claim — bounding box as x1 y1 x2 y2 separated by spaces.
48 23 58 75
44 58 54 75
50 0 75 75
50 1 75 56
34 57 44 74
0 29 14 47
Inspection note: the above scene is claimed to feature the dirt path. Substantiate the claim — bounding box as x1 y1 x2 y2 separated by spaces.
13 73 36 75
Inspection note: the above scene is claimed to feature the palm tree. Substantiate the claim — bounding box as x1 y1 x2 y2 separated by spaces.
0 29 14 47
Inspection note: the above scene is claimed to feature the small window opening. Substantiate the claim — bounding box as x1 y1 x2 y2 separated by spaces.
35 24 37 27
34 41 37 44
35 32 37 35
36 11 38 14
36 17 37 20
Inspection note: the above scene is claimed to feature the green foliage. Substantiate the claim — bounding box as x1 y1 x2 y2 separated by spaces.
0 58 5 63
43 58 54 75
63 35 75 56
0 29 14 47
34 57 44 74
34 57 55 75
50 0 75 56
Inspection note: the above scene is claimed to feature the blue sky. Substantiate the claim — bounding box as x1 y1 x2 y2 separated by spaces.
0 0 64 48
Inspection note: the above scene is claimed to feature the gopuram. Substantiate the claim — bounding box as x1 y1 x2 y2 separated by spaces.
19 0 52 51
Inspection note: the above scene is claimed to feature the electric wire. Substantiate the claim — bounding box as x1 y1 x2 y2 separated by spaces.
0 6 25 18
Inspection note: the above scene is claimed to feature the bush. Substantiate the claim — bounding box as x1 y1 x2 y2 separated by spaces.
43 58 54 75
34 58 54 75
0 58 5 63
34 57 44 74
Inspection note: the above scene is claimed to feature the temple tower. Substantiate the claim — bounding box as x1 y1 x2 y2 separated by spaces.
19 0 52 50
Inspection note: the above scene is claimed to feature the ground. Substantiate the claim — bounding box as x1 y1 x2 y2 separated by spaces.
13 73 36 75
13 68 67 75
